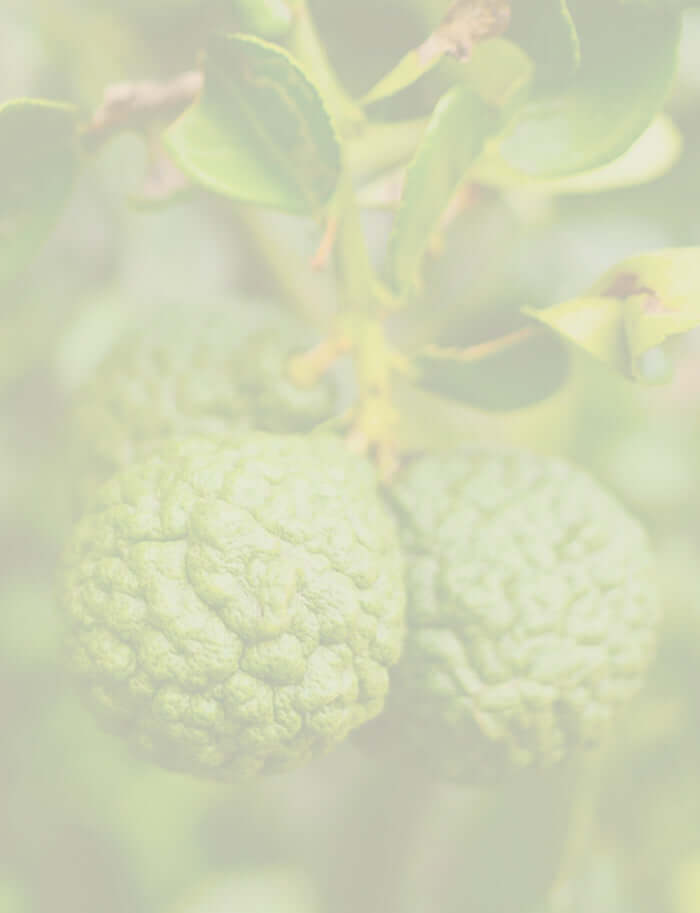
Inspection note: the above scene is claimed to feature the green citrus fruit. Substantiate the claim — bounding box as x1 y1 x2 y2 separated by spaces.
69 304 337 506
59 433 405 778
372 447 660 782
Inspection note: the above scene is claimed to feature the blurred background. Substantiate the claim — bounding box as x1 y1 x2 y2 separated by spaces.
2 2 700 911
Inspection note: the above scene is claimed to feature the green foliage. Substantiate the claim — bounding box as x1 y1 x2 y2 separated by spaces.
389 85 498 292
525 247 700 380
415 324 570 411
473 113 682 192
59 433 405 777
0 99 79 287
494 5 682 177
508 0 580 86
230 0 294 40
166 34 342 214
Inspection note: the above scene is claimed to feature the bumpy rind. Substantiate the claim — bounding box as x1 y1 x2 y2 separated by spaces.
70 306 337 505
60 434 405 778
381 448 660 781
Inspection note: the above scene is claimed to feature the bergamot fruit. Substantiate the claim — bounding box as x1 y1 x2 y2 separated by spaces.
373 447 659 782
59 433 405 778
70 303 337 505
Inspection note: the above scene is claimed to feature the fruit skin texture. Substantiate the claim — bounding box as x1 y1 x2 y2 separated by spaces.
378 448 659 782
70 306 337 506
59 433 405 778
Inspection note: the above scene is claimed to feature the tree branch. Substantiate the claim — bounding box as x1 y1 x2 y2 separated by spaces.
82 70 204 148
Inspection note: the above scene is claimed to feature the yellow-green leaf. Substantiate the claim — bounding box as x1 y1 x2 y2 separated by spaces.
524 247 700 381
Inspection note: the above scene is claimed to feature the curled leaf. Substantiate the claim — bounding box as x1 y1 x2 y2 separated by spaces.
524 248 700 381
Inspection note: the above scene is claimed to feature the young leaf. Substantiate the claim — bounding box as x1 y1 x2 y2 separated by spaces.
389 85 498 292
165 34 342 214
493 7 682 178
508 0 580 86
0 99 79 287
524 248 700 381
416 326 570 411
360 50 440 109
361 0 511 107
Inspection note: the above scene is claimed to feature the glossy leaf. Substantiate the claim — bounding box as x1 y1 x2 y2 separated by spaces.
524 247 700 381
508 0 580 85
230 0 293 39
465 38 534 109
494 7 682 178
165 34 342 214
0 99 79 287
416 326 570 411
389 85 498 292
473 115 682 194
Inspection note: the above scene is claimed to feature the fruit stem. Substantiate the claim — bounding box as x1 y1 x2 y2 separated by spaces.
287 334 352 387
235 205 333 329
346 118 427 183
332 175 404 477
280 2 411 470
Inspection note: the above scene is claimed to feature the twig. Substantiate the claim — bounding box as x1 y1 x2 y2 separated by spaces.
82 70 204 148
311 216 339 271
423 326 538 363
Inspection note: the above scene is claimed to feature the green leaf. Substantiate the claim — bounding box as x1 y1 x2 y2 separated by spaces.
465 38 534 109
508 0 580 86
473 115 682 194
416 326 570 411
389 85 498 292
0 99 79 287
229 0 293 39
361 0 513 107
361 49 440 108
165 34 342 214
524 248 700 381
493 7 682 178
